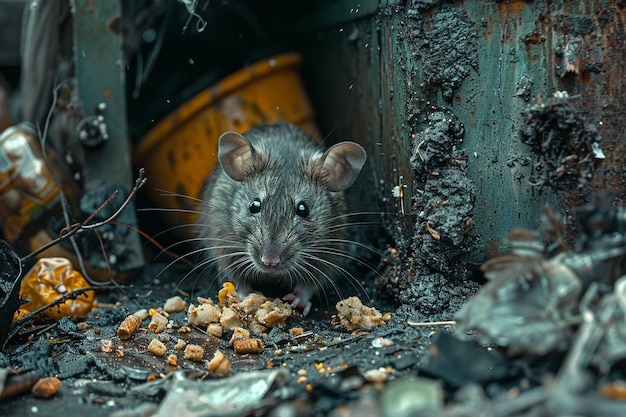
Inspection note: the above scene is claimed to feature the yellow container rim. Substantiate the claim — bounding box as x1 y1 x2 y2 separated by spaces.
135 52 304 160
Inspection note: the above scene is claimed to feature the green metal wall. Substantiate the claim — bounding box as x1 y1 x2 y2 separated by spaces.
297 0 625 262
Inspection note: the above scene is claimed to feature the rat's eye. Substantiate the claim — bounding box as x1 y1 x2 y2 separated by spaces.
295 201 309 218
249 198 262 214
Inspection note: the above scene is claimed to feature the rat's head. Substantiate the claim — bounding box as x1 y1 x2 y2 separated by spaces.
216 124 366 284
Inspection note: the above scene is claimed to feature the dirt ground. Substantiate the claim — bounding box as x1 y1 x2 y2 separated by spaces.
0 260 446 417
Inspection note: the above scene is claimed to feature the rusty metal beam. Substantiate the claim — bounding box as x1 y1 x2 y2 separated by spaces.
71 0 144 276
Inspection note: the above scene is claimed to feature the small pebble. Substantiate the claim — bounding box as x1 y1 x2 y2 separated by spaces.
364 368 388 382
32 377 61 398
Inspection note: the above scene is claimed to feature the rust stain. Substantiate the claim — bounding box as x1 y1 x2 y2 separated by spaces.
497 0 526 17
557 1 626 207
85 0 96 13
579 69 591 84
107 15 123 35
521 32 544 45
520 29 545 61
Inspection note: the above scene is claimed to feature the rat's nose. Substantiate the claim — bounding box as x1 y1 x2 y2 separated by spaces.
261 251 281 267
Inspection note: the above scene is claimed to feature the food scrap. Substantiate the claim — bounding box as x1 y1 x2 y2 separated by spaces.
206 349 231 373
116 313 143 340
147 312 168 333
233 338 264 354
163 295 186 312
333 296 387 331
184 344 205 362
186 282 293 336
147 339 167 357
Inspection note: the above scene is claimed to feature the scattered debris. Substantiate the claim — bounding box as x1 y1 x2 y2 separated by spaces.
163 295 186 313
519 92 603 190
117 311 144 340
147 311 168 334
183 344 204 361
206 349 231 373
13 257 95 321
153 370 287 416
455 194 626 355
31 376 61 399
233 338 264 354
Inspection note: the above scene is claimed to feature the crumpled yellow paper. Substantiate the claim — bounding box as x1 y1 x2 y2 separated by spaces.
14 257 95 321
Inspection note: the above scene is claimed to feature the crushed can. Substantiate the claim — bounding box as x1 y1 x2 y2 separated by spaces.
0 123 80 259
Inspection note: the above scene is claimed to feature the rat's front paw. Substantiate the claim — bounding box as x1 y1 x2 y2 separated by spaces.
283 286 313 316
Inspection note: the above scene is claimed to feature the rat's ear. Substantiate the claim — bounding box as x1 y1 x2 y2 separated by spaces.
321 141 367 192
218 131 256 181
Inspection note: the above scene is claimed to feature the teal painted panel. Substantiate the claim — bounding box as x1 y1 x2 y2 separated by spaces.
300 0 625 263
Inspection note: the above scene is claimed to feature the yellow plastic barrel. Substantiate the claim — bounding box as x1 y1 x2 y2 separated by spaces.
135 52 318 235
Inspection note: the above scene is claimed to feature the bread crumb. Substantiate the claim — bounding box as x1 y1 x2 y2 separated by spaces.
207 349 231 373
188 303 221 327
206 323 223 338
164 296 186 313
290 327 304 337
174 338 187 350
148 312 168 334
148 339 167 357
255 299 292 327
219 307 241 331
333 296 386 330
228 327 250 344
184 344 204 361
233 338 264 354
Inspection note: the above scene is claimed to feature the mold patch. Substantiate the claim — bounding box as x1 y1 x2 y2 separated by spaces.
377 109 478 320
519 93 603 191
408 3 479 102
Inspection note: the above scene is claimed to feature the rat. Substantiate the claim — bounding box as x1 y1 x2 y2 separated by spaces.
196 123 367 315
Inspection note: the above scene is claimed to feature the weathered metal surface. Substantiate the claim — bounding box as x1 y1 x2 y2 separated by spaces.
71 0 144 273
300 0 625 264
71 0 131 186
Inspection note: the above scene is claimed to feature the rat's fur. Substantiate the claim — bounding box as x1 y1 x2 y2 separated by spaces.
196 123 366 313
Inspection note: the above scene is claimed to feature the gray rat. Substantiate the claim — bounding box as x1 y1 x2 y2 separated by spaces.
196 123 366 314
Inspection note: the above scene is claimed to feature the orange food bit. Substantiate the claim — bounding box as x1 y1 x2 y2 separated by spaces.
600 381 626 399
218 281 236 306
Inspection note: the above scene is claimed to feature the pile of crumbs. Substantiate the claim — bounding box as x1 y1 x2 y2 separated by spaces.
113 283 293 373
187 282 293 335
112 283 386 374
